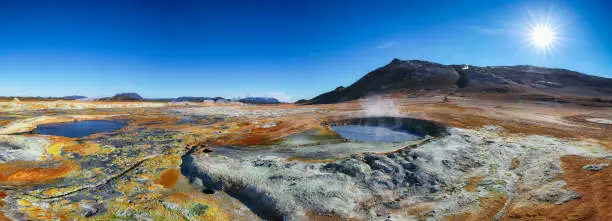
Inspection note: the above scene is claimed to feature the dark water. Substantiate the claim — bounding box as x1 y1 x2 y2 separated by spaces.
331 125 422 142
35 120 126 138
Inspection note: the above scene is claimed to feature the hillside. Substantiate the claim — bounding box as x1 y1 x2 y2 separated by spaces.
99 92 144 101
239 97 281 104
304 59 612 104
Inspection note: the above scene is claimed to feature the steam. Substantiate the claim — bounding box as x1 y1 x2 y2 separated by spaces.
360 95 400 117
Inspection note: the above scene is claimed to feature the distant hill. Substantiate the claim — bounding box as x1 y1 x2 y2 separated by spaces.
239 97 280 104
0 96 88 101
303 59 612 104
62 95 87 100
174 96 225 102
99 92 143 101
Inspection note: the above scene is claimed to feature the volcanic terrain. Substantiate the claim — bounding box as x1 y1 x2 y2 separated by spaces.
0 60 611 221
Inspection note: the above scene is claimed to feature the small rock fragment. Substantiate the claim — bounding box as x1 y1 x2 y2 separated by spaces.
582 164 609 171
262 122 277 128
509 158 520 169
80 204 99 217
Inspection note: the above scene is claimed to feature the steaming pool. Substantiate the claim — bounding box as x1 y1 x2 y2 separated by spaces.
326 117 448 143
331 125 423 142
35 120 126 138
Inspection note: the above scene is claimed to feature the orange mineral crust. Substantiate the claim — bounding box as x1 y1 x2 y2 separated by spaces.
0 161 76 185
502 155 612 221
156 168 180 188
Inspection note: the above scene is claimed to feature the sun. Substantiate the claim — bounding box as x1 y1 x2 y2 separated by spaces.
529 24 556 48
524 13 560 54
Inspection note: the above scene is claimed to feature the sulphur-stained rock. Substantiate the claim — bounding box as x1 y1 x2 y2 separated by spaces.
529 181 583 204
0 135 51 163
80 203 104 217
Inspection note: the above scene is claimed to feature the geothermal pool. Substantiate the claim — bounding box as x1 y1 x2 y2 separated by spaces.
330 125 423 142
35 120 126 138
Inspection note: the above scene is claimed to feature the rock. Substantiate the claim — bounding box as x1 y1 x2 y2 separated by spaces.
252 159 278 167
556 191 583 205
323 158 371 179
398 160 418 171
483 125 503 132
529 181 582 205
368 170 395 190
191 177 205 190
116 208 134 218
582 164 609 171
370 159 396 173
0 136 51 163
585 118 612 125
162 201 192 220
262 122 277 128
536 81 564 88
509 158 521 169
382 201 401 209
133 212 154 221
80 203 102 217
189 203 209 216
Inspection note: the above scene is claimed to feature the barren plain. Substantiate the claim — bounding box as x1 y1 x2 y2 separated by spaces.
0 93 610 221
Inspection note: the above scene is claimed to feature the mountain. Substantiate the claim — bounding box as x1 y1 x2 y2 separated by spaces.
62 95 87 100
174 96 225 102
239 97 280 104
0 96 88 101
100 92 143 101
303 59 612 104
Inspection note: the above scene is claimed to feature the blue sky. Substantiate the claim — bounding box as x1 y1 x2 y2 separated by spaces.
1 0 611 101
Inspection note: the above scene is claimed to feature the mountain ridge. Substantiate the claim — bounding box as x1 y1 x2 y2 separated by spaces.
302 59 612 104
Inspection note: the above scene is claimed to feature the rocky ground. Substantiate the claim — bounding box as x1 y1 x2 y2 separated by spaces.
182 126 610 220
0 96 610 220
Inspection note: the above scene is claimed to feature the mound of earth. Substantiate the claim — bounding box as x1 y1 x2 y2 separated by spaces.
304 59 612 104
101 92 143 101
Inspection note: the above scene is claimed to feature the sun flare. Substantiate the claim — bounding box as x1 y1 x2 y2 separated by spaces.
526 17 560 54
530 24 556 47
